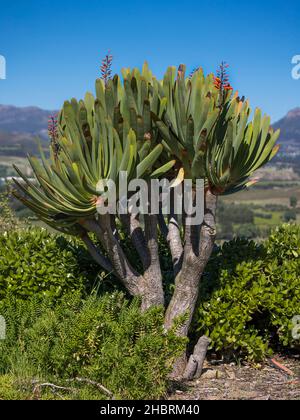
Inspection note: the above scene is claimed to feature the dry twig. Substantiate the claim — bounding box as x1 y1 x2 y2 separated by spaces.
73 377 115 399
269 358 295 376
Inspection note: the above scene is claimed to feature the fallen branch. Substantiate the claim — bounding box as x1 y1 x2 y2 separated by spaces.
31 381 77 399
31 378 115 400
269 358 295 376
74 377 115 399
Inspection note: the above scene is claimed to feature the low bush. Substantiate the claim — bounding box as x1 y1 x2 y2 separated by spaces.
266 223 300 261
0 375 26 400
237 223 261 239
264 203 289 212
217 202 255 225
254 212 272 220
196 225 300 361
0 292 185 400
0 228 100 300
0 190 23 233
282 210 297 222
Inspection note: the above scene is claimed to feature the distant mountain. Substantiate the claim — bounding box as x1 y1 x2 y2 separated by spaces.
273 108 300 146
0 104 56 135
0 104 300 158
0 104 57 156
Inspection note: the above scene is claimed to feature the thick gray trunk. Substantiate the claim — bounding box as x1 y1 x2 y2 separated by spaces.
164 189 217 378
165 190 217 332
142 214 164 308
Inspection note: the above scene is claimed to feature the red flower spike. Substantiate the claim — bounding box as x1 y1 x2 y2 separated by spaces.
48 113 60 157
214 62 233 107
48 114 58 142
100 51 113 86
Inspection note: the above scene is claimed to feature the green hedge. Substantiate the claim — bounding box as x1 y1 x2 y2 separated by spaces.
196 224 300 361
266 223 300 261
0 228 99 300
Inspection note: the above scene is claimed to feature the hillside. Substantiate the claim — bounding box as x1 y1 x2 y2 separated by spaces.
0 105 57 156
273 108 300 146
0 104 57 135
0 104 300 158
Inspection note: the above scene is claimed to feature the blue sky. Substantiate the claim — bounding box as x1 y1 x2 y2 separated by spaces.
0 0 299 122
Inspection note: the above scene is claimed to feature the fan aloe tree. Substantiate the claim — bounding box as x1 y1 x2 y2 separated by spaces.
13 62 280 378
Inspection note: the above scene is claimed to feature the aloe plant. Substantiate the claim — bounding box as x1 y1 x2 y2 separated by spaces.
13 63 280 378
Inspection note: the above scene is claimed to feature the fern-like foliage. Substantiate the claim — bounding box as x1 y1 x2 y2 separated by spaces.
0 292 185 399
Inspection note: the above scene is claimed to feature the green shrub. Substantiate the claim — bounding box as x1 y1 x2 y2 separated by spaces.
266 223 300 261
0 228 100 300
237 223 261 239
282 210 297 222
196 225 300 361
217 221 234 240
254 212 272 220
217 203 255 225
0 292 185 400
289 196 298 209
0 190 23 233
0 375 26 400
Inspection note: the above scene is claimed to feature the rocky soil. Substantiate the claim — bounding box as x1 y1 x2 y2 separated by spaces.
169 355 300 400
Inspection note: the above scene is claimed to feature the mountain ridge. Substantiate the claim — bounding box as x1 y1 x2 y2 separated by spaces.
0 104 57 135
273 107 300 146
0 104 299 157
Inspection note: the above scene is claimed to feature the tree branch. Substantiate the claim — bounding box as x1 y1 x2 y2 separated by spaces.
98 213 142 296
81 233 113 273
81 215 164 310
119 213 149 269
73 377 115 399
166 189 184 276
143 213 164 307
167 214 184 277
158 213 168 240
164 189 217 337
